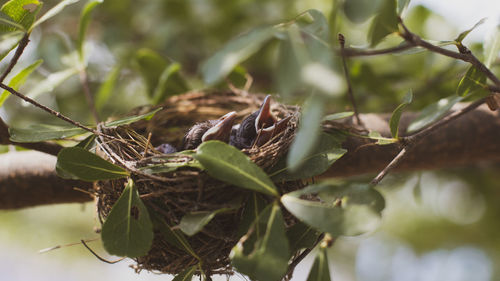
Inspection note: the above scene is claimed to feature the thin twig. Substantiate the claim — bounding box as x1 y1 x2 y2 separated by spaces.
0 82 96 134
341 42 414 57
399 20 500 87
79 70 100 123
338 33 363 126
80 240 125 264
0 33 30 83
370 97 486 186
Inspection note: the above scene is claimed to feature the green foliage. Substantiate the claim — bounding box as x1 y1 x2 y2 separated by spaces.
9 124 85 142
103 107 161 127
25 67 79 99
231 203 290 281
30 0 80 32
0 30 24 61
484 24 500 68
272 132 346 181
407 95 464 133
389 89 413 138
343 0 381 23
0 59 42 106
287 95 325 172
194 141 279 197
151 211 200 260
101 179 154 258
368 0 399 46
56 147 129 181
134 49 189 104
307 247 331 281
456 66 488 98
0 0 41 32
78 0 103 62
286 221 321 254
179 207 235 236
95 65 120 111
454 18 486 43
281 183 384 236
172 265 197 281
201 25 276 84
322 111 354 121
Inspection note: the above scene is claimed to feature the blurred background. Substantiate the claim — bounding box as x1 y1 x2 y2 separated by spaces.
0 0 499 280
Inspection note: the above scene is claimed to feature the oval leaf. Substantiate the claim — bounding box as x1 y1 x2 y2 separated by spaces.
407 95 464 133
0 0 41 31
287 95 325 172
456 66 488 98
56 147 129 181
389 89 413 138
179 208 234 236
30 0 80 31
307 247 331 281
281 183 384 236
9 124 85 142
368 0 399 46
194 141 279 197
101 179 153 258
231 203 290 281
0 59 42 106
201 25 276 84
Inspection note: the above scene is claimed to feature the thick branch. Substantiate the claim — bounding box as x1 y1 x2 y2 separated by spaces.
0 151 93 209
0 104 499 209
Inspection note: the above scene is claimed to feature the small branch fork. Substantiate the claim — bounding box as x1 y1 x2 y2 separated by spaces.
367 19 500 186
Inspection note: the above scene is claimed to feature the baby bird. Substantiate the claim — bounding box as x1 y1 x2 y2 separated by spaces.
182 111 237 150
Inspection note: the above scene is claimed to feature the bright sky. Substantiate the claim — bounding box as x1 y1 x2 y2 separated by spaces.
411 0 500 41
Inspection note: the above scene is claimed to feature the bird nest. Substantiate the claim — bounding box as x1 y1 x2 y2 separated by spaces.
93 91 302 275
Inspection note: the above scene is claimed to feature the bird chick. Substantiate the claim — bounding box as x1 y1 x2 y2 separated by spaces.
182 111 237 150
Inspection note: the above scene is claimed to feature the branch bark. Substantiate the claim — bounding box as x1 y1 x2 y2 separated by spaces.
0 103 498 209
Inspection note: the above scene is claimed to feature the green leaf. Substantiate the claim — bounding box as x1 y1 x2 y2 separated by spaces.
456 66 488 98
272 132 346 181
151 62 189 105
484 24 500 68
397 0 411 15
30 0 80 31
236 193 269 238
172 265 197 281
56 147 129 181
0 31 24 61
104 107 162 127
134 48 168 98
0 0 41 32
194 141 279 197
367 131 397 145
281 183 384 236
101 179 154 258
286 221 321 254
287 95 325 172
275 28 304 97
307 247 331 281
343 0 381 23
9 124 85 142
389 89 413 138
0 59 42 106
301 62 345 97
75 134 96 150
151 211 200 260
368 0 399 46
231 203 290 281
407 95 464 133
77 0 102 61
95 65 120 111
179 207 235 236
322 111 354 121
26 67 78 99
139 159 203 174
201 25 276 84
0 12 27 31
454 18 486 43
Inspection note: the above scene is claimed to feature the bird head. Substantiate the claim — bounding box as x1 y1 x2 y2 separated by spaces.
201 111 238 143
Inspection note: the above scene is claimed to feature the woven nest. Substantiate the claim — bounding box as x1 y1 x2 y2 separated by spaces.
93 91 302 275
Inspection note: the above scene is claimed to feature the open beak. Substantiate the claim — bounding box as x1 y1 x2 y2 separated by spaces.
202 111 238 143
254 115 292 147
255 95 276 131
